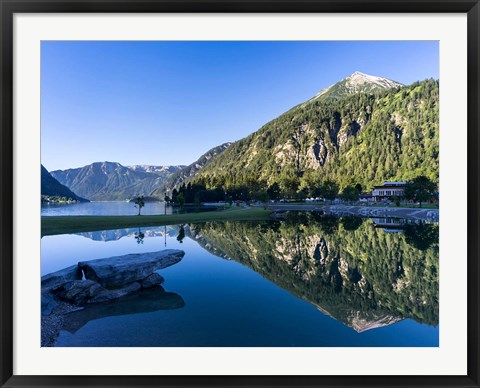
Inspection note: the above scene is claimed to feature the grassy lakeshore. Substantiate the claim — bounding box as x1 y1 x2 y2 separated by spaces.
41 207 273 237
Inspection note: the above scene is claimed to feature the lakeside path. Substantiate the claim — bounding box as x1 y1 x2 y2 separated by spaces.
265 204 439 222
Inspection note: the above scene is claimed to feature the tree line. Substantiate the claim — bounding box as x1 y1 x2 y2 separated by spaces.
165 175 436 207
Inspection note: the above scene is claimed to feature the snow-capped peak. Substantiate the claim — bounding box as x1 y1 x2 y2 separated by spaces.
346 71 403 90
310 71 403 102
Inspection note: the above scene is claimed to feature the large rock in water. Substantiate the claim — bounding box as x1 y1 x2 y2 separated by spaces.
41 264 82 290
140 273 165 288
54 280 142 305
78 249 184 288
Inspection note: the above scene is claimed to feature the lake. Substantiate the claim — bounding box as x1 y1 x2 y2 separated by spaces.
41 211 438 347
41 201 219 216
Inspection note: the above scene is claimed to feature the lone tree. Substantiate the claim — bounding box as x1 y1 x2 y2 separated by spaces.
319 180 339 204
404 176 437 208
133 195 145 215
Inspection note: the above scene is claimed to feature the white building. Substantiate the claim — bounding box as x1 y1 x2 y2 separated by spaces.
371 182 406 201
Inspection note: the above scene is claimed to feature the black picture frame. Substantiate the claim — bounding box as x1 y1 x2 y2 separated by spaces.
1 1 479 387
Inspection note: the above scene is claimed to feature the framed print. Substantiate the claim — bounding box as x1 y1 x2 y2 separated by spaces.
1 0 479 387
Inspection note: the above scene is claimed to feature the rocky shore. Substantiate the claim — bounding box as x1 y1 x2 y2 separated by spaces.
41 249 184 346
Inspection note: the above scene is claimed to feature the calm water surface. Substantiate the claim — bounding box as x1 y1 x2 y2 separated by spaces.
41 211 439 347
41 201 219 216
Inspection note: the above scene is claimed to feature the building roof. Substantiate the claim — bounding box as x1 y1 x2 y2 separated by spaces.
373 181 407 189
381 181 407 186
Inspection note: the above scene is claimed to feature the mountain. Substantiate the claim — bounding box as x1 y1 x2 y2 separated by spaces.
310 71 403 102
191 76 438 192
51 162 184 201
41 165 88 203
151 142 232 198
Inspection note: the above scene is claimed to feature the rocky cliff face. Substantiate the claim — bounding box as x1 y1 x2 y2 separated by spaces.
50 162 184 201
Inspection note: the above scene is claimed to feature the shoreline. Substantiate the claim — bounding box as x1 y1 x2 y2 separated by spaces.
41 205 439 237
41 207 272 237
264 204 439 222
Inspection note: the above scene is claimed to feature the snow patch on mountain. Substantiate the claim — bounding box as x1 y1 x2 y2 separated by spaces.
311 71 403 101
346 71 403 92
128 165 186 174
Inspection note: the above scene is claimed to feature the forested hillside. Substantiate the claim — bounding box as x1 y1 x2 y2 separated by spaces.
41 165 88 203
151 142 232 198
193 79 438 194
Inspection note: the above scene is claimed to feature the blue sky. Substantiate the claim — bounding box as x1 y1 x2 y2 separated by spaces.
41 41 439 171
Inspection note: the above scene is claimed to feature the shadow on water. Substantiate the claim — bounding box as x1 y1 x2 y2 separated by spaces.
61 285 185 334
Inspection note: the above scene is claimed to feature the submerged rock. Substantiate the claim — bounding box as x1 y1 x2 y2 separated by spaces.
78 250 184 288
140 273 165 288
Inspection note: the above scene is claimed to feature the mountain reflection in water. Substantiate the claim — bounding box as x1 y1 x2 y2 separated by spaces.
76 226 177 242
185 213 439 332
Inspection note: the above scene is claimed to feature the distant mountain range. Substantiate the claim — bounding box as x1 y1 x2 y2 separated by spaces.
44 71 438 201
50 162 185 201
41 165 88 203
